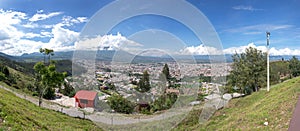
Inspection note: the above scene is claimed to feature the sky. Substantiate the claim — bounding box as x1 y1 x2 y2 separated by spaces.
0 0 300 56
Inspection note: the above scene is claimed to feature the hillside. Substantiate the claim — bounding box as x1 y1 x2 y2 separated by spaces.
175 77 300 130
0 84 101 130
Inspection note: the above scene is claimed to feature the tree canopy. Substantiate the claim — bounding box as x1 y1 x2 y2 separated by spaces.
34 49 66 106
136 70 151 93
289 56 300 77
227 47 267 94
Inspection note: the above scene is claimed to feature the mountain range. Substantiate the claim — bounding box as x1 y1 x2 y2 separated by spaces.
1 51 300 64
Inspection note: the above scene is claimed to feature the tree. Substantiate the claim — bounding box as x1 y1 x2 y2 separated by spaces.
150 93 178 112
136 70 151 92
289 56 300 77
39 48 54 65
61 82 75 97
107 94 134 114
162 64 170 80
0 65 9 81
34 49 66 106
227 47 267 94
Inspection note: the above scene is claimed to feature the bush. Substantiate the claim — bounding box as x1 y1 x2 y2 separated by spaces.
43 87 55 99
151 93 178 112
107 94 134 114
0 73 5 81
32 92 38 96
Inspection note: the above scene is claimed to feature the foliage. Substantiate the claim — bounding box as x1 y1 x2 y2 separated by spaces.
162 63 170 80
43 86 55 99
34 49 67 106
199 74 211 83
289 56 300 77
136 70 151 93
151 93 178 112
39 48 54 64
34 62 66 100
270 61 290 84
227 47 267 94
190 77 300 131
107 82 116 90
0 64 9 81
0 72 5 81
61 82 75 97
107 94 135 114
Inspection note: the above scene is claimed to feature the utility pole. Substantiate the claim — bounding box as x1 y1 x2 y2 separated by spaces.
266 32 270 92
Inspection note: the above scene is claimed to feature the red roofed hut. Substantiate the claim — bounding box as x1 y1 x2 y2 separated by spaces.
74 90 98 108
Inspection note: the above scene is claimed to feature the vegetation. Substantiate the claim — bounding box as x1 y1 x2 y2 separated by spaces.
0 86 100 130
173 77 300 130
227 47 267 94
34 49 67 106
136 70 151 93
289 56 300 77
162 63 171 80
151 93 178 112
60 82 76 97
0 64 9 81
107 94 135 114
270 60 290 84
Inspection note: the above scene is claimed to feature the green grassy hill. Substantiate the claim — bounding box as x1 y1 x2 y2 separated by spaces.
0 86 101 130
175 77 300 130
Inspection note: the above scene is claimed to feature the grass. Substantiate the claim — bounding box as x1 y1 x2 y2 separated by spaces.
0 87 102 130
174 77 300 130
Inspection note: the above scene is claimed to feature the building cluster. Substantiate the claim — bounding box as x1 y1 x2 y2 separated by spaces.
69 60 232 109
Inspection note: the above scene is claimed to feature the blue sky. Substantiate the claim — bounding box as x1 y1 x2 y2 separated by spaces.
0 0 299 56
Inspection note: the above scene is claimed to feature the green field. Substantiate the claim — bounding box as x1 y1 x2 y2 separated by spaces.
175 77 300 130
0 86 102 131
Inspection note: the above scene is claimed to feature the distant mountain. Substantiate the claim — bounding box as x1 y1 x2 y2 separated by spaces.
2 51 300 64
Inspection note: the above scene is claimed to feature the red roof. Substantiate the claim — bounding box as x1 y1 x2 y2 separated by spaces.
74 90 98 100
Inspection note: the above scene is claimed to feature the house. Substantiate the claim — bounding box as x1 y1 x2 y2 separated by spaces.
74 90 98 108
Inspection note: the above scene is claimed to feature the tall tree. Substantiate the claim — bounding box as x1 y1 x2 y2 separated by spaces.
228 47 267 94
137 70 151 92
289 56 300 77
34 49 66 106
162 64 170 80
39 48 54 65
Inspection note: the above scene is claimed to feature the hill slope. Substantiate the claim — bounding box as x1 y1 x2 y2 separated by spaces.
186 77 300 130
125 77 300 130
0 85 101 130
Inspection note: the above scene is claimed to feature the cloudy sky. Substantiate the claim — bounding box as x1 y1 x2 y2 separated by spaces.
0 0 299 56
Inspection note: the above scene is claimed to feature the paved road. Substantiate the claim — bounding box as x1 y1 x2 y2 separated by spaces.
288 95 300 131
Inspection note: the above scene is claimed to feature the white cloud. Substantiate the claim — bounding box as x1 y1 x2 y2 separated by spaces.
44 24 79 51
60 16 88 26
77 17 88 23
0 9 27 25
0 9 87 55
179 44 222 55
0 9 26 40
75 33 142 51
29 11 62 22
223 43 267 54
232 5 263 11
222 43 300 56
181 43 300 56
23 32 41 38
41 31 52 37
